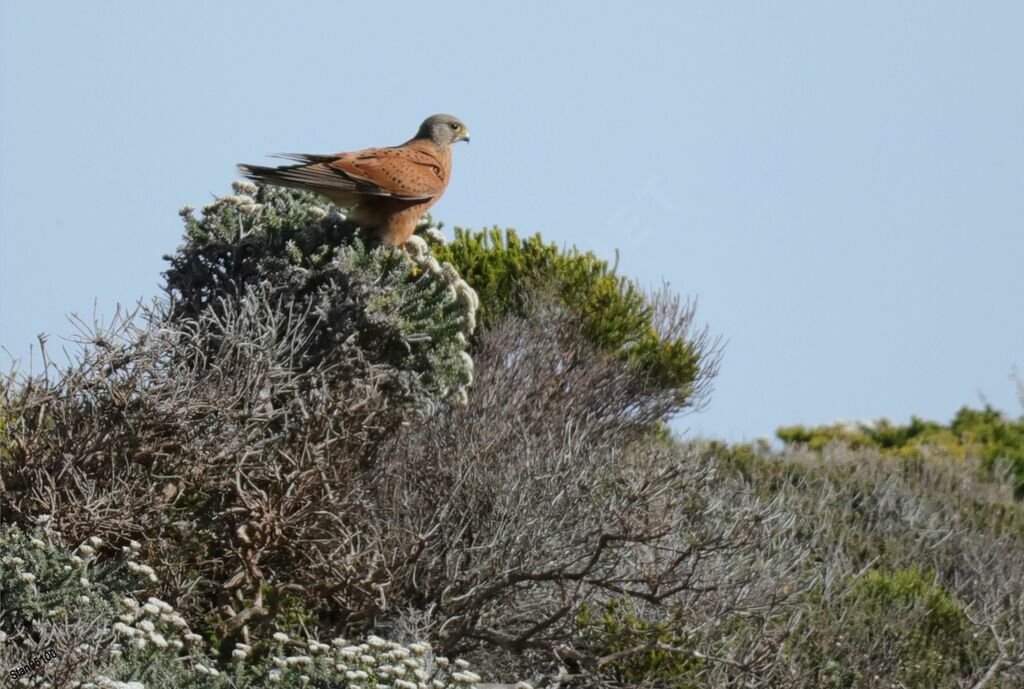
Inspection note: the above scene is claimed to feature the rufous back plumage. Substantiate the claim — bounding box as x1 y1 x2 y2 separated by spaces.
238 114 469 246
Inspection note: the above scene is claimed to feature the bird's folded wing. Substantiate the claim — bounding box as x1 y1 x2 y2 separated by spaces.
270 146 446 200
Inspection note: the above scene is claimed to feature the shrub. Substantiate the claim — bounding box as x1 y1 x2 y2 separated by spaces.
785 567 989 689
0 522 480 689
776 406 1024 497
430 227 720 411
1 182 480 652
166 182 478 405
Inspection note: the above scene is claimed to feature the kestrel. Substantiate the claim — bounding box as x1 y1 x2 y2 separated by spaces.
238 114 470 246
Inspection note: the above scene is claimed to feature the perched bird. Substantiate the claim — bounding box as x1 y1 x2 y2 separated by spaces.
238 114 470 246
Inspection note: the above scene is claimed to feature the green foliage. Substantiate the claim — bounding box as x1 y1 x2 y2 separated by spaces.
777 406 1024 497
577 599 702 687
787 567 989 689
165 182 477 404
432 227 704 405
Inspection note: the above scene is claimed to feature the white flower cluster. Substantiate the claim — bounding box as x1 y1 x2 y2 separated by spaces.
110 594 195 656
195 181 264 217
424 226 448 245
262 631 487 688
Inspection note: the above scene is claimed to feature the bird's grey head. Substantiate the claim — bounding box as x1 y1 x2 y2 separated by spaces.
415 114 470 147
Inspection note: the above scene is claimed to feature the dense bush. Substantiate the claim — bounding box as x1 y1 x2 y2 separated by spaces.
787 566 991 689
0 523 483 689
166 183 478 404
777 405 1024 497
3 179 1021 687
431 227 720 410
1 182 727 687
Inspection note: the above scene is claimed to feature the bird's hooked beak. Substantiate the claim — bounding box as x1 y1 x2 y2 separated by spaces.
459 130 471 144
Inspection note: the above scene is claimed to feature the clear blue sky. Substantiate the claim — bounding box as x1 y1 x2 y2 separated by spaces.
2 1 1022 440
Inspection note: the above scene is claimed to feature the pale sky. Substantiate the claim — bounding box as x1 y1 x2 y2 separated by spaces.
2 1 1022 440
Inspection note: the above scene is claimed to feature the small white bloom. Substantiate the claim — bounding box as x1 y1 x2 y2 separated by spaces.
395 680 418 689
19 572 36 583
79 577 91 588
78 595 91 604
273 631 291 643
407 642 429 655
424 256 442 275
148 632 168 648
452 670 481 684
70 555 83 566
89 536 103 547
454 659 470 669
232 648 248 660
434 656 449 667
36 514 52 524
170 639 184 651
161 612 188 628
142 603 161 615
30 538 46 549
359 654 376 664
147 597 173 613
267 669 282 683
78 544 95 556
113 623 136 637
129 540 141 550
285 656 313 666
425 227 447 245
184 633 203 644
405 235 429 257
137 620 155 633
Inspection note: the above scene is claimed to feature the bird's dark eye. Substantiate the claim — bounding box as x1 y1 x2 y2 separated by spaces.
449 123 459 130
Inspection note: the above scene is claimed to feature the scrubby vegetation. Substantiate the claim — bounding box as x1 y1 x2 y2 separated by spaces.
777 405 1024 497
1 183 1021 687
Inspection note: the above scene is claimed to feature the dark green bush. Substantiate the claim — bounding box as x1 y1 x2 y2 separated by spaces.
431 227 718 409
